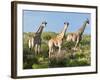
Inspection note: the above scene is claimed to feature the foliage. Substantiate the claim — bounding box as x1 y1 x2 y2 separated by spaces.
23 32 91 69
49 52 67 67
42 32 57 41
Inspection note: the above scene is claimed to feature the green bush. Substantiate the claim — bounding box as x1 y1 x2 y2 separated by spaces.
23 32 91 69
42 32 57 41
23 48 39 69
40 43 48 57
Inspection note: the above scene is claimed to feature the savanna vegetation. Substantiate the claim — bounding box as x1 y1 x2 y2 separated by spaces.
23 32 91 69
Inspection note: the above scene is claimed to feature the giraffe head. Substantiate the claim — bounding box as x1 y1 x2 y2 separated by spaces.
86 18 89 24
41 21 47 27
64 22 69 29
64 22 69 26
60 22 69 34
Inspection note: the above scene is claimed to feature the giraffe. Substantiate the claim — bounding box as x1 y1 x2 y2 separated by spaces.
28 21 47 54
66 19 89 50
48 22 69 58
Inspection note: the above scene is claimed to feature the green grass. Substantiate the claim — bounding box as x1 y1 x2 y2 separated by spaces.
23 32 91 69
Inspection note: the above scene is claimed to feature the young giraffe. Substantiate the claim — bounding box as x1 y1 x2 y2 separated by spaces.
48 22 69 58
28 21 47 54
66 19 89 50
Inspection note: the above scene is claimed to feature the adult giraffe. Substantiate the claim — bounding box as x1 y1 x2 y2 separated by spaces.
66 19 89 50
28 21 47 54
48 22 69 58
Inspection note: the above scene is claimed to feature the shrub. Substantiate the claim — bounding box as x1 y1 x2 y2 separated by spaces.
23 32 91 69
42 32 57 41
49 52 67 67
23 48 38 69
40 43 49 57
62 41 75 50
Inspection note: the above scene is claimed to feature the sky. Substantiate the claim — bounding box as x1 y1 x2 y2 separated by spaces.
23 10 91 34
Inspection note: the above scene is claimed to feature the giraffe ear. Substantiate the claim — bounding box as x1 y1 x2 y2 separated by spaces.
64 22 69 25
86 18 89 24
45 21 47 24
64 22 67 24
67 22 69 26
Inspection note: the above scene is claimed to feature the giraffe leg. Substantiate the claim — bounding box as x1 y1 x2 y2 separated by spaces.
48 48 50 58
74 37 80 50
49 46 52 58
48 43 50 58
58 41 62 53
37 45 41 54
35 44 38 55
48 40 53 58
28 39 31 50
58 45 61 54
31 38 34 51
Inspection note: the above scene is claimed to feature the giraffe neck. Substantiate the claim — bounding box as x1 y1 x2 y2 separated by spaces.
36 26 44 35
57 25 67 39
77 21 88 35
